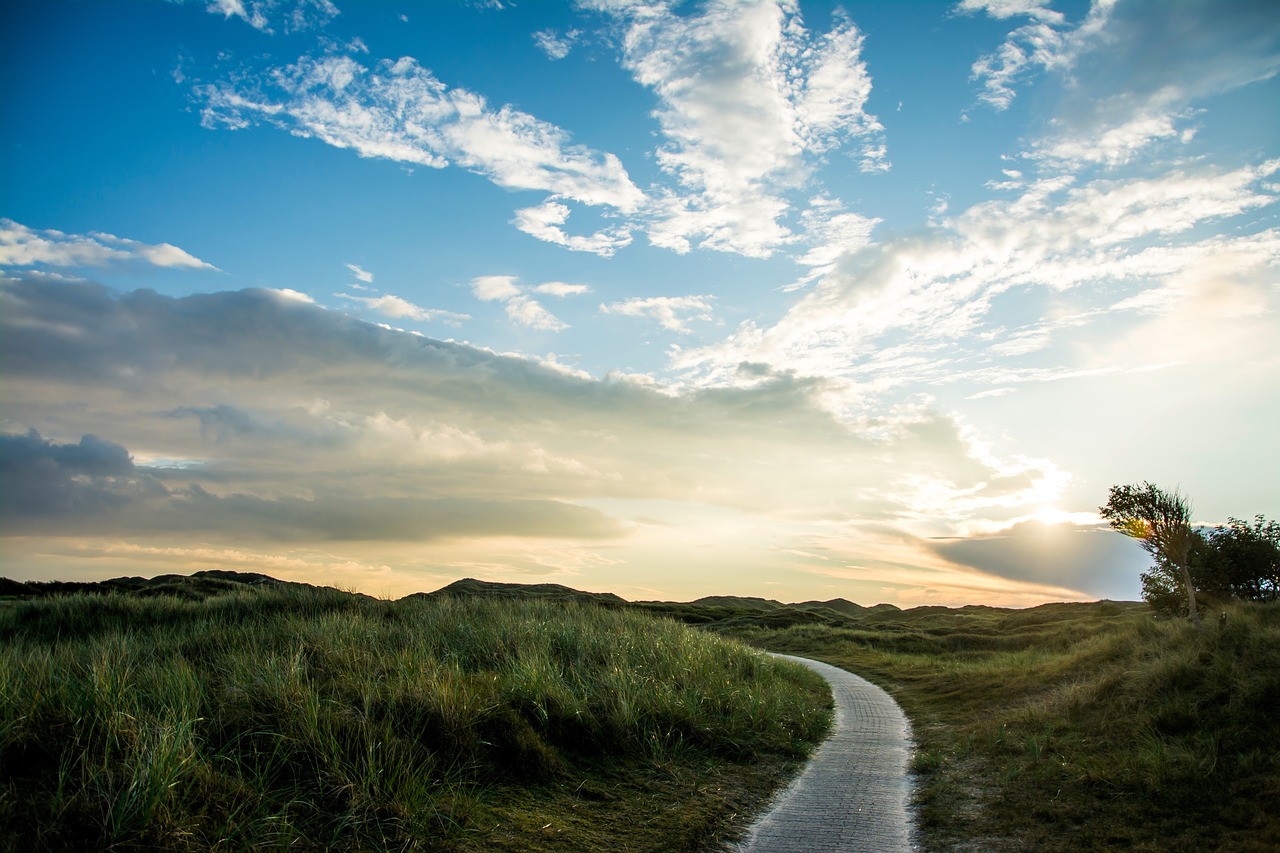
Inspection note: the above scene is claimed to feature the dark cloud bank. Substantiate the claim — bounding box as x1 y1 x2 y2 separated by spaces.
0 429 619 542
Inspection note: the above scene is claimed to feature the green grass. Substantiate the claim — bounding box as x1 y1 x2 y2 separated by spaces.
17 573 1271 850
720 600 1280 851
0 585 832 852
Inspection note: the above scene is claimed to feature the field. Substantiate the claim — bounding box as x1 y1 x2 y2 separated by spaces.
4 572 1277 851
716 599 1280 851
0 575 832 852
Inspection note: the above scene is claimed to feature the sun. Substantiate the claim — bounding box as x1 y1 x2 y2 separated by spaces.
1030 506 1073 526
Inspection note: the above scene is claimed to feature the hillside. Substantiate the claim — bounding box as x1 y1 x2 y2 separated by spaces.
0 573 832 852
408 576 628 607
9 571 1266 850
721 599 1280 851
0 570 1141 631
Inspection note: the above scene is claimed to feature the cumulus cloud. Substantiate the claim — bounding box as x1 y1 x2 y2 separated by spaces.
533 281 590 297
0 275 1065 527
192 2 890 265
273 288 315 303
511 200 633 256
3 274 1162 600
600 295 714 334
163 403 342 446
336 292 470 325
0 430 144 519
503 296 569 332
0 219 218 271
584 0 885 257
0 427 617 540
471 274 570 330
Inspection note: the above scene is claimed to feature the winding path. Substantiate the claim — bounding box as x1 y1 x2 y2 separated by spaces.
735 655 918 852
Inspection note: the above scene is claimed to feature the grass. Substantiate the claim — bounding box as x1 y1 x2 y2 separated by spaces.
13 572 1273 850
0 584 832 852
719 600 1280 851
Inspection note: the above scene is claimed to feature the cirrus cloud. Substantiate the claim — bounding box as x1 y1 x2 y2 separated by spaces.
199 55 645 212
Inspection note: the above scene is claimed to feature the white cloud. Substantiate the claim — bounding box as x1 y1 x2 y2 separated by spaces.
1090 237 1280 370
199 55 645 211
200 0 339 33
968 19 1067 110
0 219 218 271
511 200 633 256
582 0 885 257
533 28 581 60
470 275 569 330
533 281 590 297
471 274 522 302
600 295 714 334
272 288 315 303
673 160 1280 406
345 262 374 283
791 198 881 288
956 0 1097 111
793 9 885 169
206 0 267 30
0 278 1010 527
196 3 889 264
336 292 470 325
1036 113 1191 170
505 296 569 331
963 0 1280 168
954 0 1064 21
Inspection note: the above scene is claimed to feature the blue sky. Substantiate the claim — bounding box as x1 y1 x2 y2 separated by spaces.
2 0 1277 605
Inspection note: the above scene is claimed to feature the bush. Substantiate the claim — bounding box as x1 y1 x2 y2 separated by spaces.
1192 516 1280 603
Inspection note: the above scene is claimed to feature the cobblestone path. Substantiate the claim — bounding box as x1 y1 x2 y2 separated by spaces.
734 655 918 852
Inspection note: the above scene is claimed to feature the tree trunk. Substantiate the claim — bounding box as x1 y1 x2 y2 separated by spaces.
1180 564 1203 632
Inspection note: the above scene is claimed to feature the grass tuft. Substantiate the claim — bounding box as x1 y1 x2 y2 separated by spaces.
0 584 831 851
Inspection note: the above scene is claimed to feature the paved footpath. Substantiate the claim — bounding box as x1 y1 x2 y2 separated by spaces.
734 655 918 853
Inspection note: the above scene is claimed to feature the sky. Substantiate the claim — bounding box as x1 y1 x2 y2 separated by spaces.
2 0 1278 606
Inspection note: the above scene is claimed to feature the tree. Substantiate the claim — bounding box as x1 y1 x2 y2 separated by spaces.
1191 515 1280 603
1101 482 1203 630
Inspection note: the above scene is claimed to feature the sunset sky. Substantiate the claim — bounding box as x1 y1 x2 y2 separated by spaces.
2 0 1277 606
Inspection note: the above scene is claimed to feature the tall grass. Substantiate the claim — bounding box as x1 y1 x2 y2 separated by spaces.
0 587 831 851
724 601 1280 851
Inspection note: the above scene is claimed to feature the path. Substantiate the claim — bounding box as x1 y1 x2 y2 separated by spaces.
734 655 918 852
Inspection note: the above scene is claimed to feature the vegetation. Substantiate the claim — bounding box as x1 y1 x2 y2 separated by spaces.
7 567 1277 851
719 599 1280 852
1189 516 1280 605
1101 483 1280 623
1102 482 1203 628
0 575 832 852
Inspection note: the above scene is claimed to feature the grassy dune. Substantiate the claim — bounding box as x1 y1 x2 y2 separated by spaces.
10 573 1271 851
721 600 1280 851
0 584 832 852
